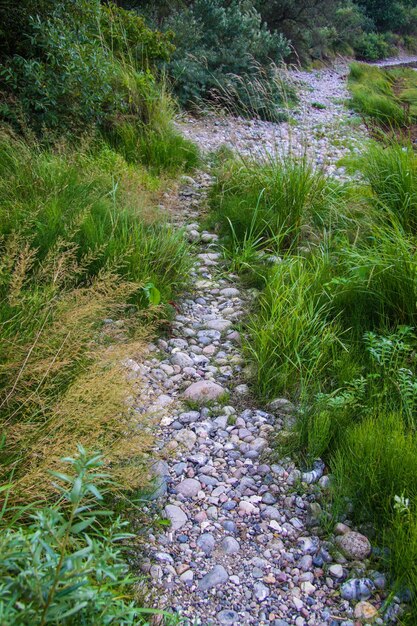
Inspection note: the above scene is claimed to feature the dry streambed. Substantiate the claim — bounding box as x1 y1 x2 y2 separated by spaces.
132 61 417 624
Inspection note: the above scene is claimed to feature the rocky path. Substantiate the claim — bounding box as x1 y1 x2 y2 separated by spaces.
130 174 396 626
130 62 412 624
175 62 365 177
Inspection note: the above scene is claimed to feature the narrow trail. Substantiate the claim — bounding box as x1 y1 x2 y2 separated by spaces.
132 63 410 625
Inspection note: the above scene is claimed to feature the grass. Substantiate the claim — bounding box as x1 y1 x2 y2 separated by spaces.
103 86 200 175
209 151 344 255
348 62 417 131
0 129 194 506
209 140 417 621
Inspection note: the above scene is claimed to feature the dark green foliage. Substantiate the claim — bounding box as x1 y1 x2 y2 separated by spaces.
161 0 292 120
353 31 391 59
0 445 176 625
358 0 417 32
0 1 174 136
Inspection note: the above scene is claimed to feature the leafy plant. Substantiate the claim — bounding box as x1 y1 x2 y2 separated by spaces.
163 0 292 120
0 446 147 625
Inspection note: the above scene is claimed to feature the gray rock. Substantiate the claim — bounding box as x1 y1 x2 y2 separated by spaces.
180 570 194 584
174 429 197 451
220 287 240 297
254 581 269 601
340 578 375 601
206 319 233 332
197 532 215 555
217 610 239 625
262 506 281 520
165 505 188 531
171 352 194 368
329 564 344 579
178 411 200 424
175 478 201 497
183 380 226 402
198 564 229 591
148 460 169 500
336 531 371 560
267 398 295 414
220 536 240 554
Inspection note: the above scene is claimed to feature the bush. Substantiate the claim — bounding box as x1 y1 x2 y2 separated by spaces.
0 0 181 157
353 31 391 59
0 445 161 625
164 0 292 120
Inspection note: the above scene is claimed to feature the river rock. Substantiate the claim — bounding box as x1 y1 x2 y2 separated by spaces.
354 601 378 621
176 478 201 497
336 531 371 560
198 564 229 591
165 505 188 531
183 380 226 401
340 578 375 601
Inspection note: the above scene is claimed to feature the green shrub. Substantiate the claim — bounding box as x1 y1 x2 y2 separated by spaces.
328 223 417 333
0 133 192 300
0 0 177 149
353 31 391 59
163 0 292 120
0 445 164 625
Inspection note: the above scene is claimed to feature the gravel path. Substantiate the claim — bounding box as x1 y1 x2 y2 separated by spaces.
175 62 365 177
175 56 417 177
130 63 412 624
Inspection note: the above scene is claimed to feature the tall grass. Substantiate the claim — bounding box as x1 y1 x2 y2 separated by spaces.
348 62 417 129
209 152 343 253
210 140 417 619
358 141 417 233
0 131 193 503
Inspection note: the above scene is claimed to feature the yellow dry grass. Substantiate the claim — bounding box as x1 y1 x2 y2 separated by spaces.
1 272 157 505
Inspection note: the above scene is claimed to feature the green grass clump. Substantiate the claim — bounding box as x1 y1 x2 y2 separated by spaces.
348 62 417 129
106 120 199 174
210 140 417 616
245 250 340 400
358 141 417 233
209 153 342 253
332 412 417 606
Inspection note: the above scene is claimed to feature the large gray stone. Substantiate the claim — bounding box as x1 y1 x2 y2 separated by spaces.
220 536 240 554
183 380 226 402
197 532 215 555
165 505 188 531
198 564 229 591
206 319 233 332
171 352 194 368
175 478 201 498
217 610 239 624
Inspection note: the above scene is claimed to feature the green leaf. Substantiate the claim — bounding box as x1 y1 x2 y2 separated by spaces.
70 517 96 534
143 282 161 306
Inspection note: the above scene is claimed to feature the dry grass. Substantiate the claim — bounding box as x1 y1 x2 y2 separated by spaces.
1 273 156 504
